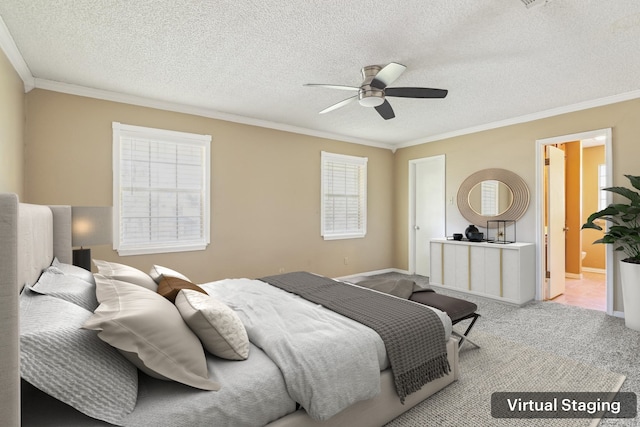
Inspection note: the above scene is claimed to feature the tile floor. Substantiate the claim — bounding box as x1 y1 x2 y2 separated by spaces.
549 271 606 311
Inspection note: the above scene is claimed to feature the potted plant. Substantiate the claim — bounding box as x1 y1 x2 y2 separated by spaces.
582 174 640 330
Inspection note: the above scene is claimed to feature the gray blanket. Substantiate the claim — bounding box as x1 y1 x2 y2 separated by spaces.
261 272 450 403
353 277 424 299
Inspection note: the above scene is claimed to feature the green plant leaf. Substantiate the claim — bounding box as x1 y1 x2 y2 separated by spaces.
625 175 640 192
583 205 620 226
582 222 602 231
584 174 640 260
603 186 640 204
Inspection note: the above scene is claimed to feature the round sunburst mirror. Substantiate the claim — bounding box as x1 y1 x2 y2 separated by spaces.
457 168 529 227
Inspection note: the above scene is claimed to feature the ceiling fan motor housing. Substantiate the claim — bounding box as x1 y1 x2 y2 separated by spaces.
359 65 385 107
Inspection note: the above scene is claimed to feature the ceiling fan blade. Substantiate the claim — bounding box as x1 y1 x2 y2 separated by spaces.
304 84 359 91
385 87 448 98
319 95 358 114
370 62 406 89
374 100 395 120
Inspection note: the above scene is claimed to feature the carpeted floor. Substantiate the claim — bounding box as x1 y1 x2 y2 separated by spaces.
386 331 624 427
356 272 640 427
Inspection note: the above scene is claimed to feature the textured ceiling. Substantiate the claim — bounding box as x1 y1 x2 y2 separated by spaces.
2 1 640 148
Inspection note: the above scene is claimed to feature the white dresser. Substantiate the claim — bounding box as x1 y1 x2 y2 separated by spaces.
429 238 535 305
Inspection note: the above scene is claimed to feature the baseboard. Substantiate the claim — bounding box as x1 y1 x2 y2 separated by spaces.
565 272 582 279
582 267 606 274
613 310 625 319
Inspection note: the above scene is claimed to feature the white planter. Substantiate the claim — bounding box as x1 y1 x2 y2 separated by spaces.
619 260 640 331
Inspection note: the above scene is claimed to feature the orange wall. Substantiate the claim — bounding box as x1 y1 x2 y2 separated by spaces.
564 141 582 275
582 145 606 270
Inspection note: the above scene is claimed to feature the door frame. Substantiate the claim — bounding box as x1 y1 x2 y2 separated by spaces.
534 128 613 315
408 155 446 274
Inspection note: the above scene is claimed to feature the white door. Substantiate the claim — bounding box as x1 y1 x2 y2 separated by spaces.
547 145 566 299
413 155 446 276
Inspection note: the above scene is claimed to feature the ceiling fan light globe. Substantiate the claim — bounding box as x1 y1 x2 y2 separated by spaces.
358 88 385 107
359 97 385 107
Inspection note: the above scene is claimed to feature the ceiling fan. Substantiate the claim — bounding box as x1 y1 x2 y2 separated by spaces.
305 62 448 120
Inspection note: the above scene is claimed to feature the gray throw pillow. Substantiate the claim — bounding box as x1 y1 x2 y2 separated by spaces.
51 257 96 285
29 267 98 311
19 289 138 426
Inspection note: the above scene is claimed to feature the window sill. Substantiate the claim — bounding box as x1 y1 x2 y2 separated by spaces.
322 233 366 241
116 243 208 256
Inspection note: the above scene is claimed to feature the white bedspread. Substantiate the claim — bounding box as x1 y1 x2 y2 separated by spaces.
201 278 388 421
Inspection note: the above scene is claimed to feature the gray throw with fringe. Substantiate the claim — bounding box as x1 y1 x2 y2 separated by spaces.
260 271 450 403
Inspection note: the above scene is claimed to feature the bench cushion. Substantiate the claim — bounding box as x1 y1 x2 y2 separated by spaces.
410 291 477 323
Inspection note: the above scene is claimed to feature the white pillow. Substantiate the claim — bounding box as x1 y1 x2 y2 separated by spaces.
149 264 191 284
20 290 137 425
84 275 220 391
93 259 157 291
175 289 250 361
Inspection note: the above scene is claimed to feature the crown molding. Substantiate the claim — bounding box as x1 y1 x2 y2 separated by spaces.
398 89 640 149
0 16 34 91
33 78 395 151
24 75 640 152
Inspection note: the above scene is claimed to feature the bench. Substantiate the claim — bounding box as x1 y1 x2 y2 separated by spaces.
410 289 480 348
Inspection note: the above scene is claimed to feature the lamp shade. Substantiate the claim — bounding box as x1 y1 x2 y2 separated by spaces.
71 206 112 247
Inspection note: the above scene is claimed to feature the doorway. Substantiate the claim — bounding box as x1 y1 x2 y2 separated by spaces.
408 155 446 276
535 129 613 315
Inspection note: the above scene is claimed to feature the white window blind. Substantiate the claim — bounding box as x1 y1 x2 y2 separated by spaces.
598 163 607 211
321 151 367 240
113 122 211 256
480 180 499 216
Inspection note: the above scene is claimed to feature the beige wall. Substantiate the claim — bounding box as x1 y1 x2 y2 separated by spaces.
582 145 606 270
24 89 395 282
394 98 640 312
0 49 24 197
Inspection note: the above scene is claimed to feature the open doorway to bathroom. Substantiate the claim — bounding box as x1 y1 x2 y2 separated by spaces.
553 138 607 311
536 129 613 314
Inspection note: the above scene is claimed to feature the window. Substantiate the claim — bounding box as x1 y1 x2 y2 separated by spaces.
113 122 211 256
598 163 607 211
321 151 367 240
480 180 499 216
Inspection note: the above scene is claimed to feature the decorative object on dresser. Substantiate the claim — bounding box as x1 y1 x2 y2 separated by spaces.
468 232 484 242
430 238 535 305
582 174 640 331
486 219 516 244
71 206 112 271
464 224 479 240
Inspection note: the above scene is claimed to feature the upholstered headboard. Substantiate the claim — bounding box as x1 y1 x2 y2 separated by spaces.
0 193 72 426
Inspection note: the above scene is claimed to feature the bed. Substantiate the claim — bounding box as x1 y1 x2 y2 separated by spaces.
0 193 459 427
